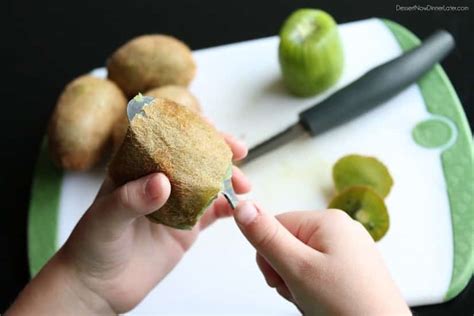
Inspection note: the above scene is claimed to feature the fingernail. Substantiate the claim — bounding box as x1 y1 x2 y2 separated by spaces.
235 201 258 225
145 174 163 199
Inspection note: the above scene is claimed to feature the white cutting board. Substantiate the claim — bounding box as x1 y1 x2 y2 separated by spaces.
51 18 459 314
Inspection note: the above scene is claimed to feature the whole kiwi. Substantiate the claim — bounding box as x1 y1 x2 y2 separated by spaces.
107 35 196 97
48 75 127 171
108 97 232 229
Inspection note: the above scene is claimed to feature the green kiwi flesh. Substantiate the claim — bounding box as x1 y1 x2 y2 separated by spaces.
329 186 389 241
333 154 394 198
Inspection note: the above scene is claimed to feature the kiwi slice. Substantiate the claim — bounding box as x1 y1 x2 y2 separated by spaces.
278 9 344 96
333 155 393 198
329 186 389 241
108 97 232 229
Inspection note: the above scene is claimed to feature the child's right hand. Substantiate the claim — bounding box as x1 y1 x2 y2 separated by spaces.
234 202 411 316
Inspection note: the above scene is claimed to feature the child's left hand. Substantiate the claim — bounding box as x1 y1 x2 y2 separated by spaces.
7 133 250 316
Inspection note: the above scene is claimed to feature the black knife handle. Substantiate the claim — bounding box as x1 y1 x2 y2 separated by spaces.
299 30 455 136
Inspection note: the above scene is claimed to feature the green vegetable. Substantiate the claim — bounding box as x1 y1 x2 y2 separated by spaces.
278 9 344 97
329 186 389 241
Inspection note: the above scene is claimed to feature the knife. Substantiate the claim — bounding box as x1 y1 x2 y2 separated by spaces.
242 30 455 163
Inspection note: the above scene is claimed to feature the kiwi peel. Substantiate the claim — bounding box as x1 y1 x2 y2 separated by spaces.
108 97 233 229
329 186 389 241
112 87 201 151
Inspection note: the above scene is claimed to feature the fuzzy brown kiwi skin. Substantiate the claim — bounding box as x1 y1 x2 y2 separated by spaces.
107 35 196 97
111 86 201 152
48 75 127 171
108 98 232 229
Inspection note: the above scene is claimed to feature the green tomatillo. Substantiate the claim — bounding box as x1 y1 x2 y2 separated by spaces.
279 9 344 97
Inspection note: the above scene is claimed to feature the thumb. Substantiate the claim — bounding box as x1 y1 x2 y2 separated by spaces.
91 173 171 233
234 201 315 277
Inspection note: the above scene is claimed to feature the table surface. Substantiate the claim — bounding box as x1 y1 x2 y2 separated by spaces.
2 0 473 314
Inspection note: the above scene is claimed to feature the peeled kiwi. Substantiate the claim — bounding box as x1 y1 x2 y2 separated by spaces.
48 75 127 170
108 97 232 229
333 154 393 198
278 9 344 96
145 85 201 113
329 186 389 241
107 35 196 97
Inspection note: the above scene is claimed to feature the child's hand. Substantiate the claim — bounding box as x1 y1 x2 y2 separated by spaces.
7 134 250 316
234 202 411 316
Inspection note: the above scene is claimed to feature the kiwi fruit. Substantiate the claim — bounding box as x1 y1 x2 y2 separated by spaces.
145 85 201 113
279 9 344 96
48 75 127 171
107 35 196 97
333 154 393 198
329 186 389 241
111 114 129 151
108 97 233 229
112 86 201 150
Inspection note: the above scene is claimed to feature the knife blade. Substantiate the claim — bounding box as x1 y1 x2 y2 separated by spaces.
241 29 455 164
